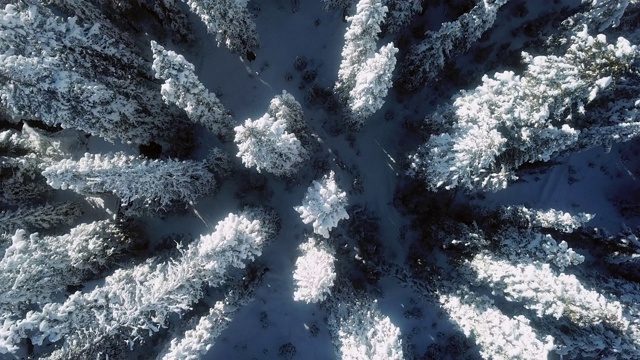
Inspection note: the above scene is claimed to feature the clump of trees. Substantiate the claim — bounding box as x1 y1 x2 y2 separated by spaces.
335 0 398 128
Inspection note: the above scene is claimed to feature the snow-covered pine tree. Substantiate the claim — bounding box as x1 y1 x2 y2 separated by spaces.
0 209 277 356
439 286 555 360
400 0 510 93
326 285 404 360
41 0 118 35
563 0 636 32
495 228 585 271
382 0 422 34
0 202 82 235
293 238 336 303
182 0 259 57
0 156 50 205
335 0 388 102
157 265 267 360
467 252 640 358
151 41 233 138
90 0 194 43
347 42 398 128
500 206 594 233
294 171 349 239
469 253 630 327
0 123 86 165
205 147 233 177
409 27 637 192
0 221 128 313
0 129 28 157
267 90 306 135
0 2 176 144
234 114 308 176
42 152 216 212
577 120 640 152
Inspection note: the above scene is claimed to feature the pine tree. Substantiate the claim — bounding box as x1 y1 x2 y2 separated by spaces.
182 0 259 57
0 123 86 164
90 0 194 43
467 252 640 357
294 171 349 239
0 202 82 235
234 114 308 176
334 0 388 101
293 238 336 303
409 27 637 192
0 221 128 313
0 156 50 205
563 0 635 32
151 41 233 138
439 286 555 360
347 43 398 128
0 54 166 144
382 0 422 34
158 265 267 360
267 90 306 135
326 285 404 360
0 209 277 355
500 206 594 233
42 152 216 212
400 0 510 92
42 0 117 33
469 253 631 327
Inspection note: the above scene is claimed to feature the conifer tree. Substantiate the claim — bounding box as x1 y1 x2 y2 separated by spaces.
0 221 128 313
267 90 306 135
335 0 388 101
335 0 397 127
295 171 349 239
293 238 336 303
182 0 259 57
467 252 640 357
42 152 216 212
563 0 636 32
234 114 308 176
439 286 555 360
409 27 637 192
1 123 86 165
151 41 233 138
0 202 82 235
90 0 194 43
500 206 594 233
347 43 398 128
158 266 267 360
400 0 510 92
326 285 404 360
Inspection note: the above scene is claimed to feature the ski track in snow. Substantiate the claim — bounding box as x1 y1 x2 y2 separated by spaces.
537 162 565 205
